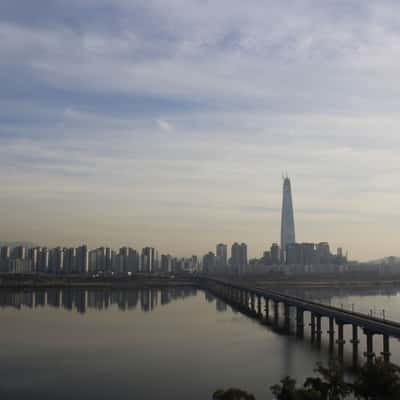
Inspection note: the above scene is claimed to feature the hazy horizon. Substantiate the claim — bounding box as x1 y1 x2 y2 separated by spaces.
2 1 400 261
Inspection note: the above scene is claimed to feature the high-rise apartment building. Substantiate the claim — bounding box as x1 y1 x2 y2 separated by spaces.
161 254 172 273
202 252 216 273
64 247 76 273
38 248 49 272
270 243 280 264
216 244 228 267
13 245 26 260
0 246 10 260
280 176 296 261
28 247 39 272
231 242 248 274
76 245 89 274
141 247 155 273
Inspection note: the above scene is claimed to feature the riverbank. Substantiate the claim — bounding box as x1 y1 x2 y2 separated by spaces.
0 274 196 289
1 273 400 290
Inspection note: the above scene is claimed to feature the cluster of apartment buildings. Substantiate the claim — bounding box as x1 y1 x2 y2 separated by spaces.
0 245 199 275
202 242 248 274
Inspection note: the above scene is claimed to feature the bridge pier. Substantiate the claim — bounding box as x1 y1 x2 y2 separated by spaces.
296 308 304 338
257 295 262 316
351 324 359 368
315 315 322 346
328 317 335 352
274 301 279 326
336 321 346 362
382 335 391 363
264 298 270 323
284 303 290 332
364 330 375 365
310 313 316 343
250 293 255 312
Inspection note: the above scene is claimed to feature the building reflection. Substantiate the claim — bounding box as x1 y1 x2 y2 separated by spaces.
0 287 198 314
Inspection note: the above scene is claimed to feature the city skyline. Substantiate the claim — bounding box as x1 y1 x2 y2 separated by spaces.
2 1 400 261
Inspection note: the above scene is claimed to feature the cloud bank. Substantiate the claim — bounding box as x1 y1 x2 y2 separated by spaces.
1 0 400 260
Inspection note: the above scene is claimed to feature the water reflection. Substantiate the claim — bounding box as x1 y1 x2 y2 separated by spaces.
280 286 400 302
0 287 197 314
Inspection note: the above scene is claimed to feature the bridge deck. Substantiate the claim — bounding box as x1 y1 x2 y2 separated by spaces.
206 278 400 339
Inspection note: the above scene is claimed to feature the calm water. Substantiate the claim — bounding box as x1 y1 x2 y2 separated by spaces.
2 286 400 400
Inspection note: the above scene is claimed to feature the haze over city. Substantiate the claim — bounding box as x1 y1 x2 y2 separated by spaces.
2 1 400 260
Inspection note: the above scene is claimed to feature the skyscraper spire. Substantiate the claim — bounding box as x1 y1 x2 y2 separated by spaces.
280 176 296 260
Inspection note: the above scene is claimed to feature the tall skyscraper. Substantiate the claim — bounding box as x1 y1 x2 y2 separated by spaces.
280 176 296 261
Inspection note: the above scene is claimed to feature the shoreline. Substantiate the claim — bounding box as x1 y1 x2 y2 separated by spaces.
1 274 400 289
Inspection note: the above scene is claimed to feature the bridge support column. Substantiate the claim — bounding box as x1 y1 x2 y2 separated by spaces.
364 330 375 365
265 298 270 323
245 291 249 309
316 315 322 346
274 301 279 326
296 308 304 338
250 293 255 312
336 321 345 362
257 295 261 316
351 325 359 368
328 317 335 352
382 335 391 364
284 303 290 332
310 313 316 343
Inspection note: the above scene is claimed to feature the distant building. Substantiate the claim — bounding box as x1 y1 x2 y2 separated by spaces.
216 244 228 267
64 248 76 274
203 252 216 273
49 247 64 273
270 243 280 264
105 247 112 271
161 254 172 273
316 242 331 264
38 248 49 272
13 245 26 260
0 246 10 260
231 242 248 274
6 259 32 274
286 243 301 265
76 245 89 274
300 243 316 265
28 247 39 272
141 247 155 273
280 176 296 262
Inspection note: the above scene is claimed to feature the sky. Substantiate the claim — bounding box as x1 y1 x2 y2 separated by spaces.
1 1 400 261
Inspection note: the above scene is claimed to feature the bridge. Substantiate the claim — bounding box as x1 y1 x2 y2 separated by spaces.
198 277 400 367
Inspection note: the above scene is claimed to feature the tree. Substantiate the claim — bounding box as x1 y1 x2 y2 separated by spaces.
352 358 400 400
212 388 256 400
270 376 300 400
304 362 350 400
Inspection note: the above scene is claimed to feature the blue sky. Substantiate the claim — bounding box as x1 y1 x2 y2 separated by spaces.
1 0 400 260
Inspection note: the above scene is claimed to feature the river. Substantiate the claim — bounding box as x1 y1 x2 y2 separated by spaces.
1 285 400 399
